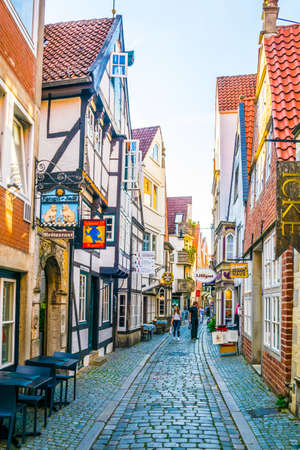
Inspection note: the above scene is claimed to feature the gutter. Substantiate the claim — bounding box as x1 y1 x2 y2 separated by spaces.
42 76 92 89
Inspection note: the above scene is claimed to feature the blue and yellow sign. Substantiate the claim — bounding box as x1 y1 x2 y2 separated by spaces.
40 188 79 228
82 220 106 249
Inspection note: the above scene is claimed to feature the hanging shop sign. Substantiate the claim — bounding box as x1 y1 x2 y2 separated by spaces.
230 263 248 278
276 161 300 257
194 268 216 283
196 289 201 297
41 231 74 239
40 188 79 228
161 271 174 285
81 220 106 249
132 251 155 274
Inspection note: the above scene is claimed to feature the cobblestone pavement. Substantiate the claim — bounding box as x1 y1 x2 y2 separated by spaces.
0 334 166 449
202 325 300 449
93 326 245 449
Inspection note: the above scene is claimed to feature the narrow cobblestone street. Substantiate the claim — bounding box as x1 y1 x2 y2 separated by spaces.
1 323 299 449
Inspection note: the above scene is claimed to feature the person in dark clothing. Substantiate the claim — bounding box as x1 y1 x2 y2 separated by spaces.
189 301 199 341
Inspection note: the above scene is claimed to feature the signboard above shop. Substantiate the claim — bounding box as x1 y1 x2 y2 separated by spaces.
132 251 155 274
40 188 79 228
194 268 216 283
230 263 248 279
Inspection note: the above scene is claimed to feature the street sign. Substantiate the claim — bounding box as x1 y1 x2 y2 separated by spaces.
41 230 74 239
132 251 155 274
194 268 216 283
276 161 300 257
230 263 248 278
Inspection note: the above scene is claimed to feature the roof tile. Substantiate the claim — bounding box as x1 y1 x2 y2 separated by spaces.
43 18 114 83
167 196 192 235
243 96 255 172
264 24 300 161
217 74 256 112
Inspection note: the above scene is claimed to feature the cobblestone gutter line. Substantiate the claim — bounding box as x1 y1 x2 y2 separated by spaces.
198 326 261 450
77 334 169 450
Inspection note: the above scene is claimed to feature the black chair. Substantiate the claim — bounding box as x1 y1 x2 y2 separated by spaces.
0 385 27 449
53 352 79 403
16 365 49 435
22 364 62 416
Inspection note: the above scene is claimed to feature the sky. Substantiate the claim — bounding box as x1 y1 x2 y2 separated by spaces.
45 0 300 248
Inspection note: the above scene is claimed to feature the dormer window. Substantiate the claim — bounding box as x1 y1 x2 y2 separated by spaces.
151 144 159 163
110 52 128 78
174 213 183 224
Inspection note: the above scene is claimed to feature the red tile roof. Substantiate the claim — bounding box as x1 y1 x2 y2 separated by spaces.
43 18 114 83
217 74 256 112
132 126 159 160
264 24 300 161
167 196 192 235
242 96 255 173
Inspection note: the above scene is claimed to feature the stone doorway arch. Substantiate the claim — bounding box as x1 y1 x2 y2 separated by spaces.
40 256 65 355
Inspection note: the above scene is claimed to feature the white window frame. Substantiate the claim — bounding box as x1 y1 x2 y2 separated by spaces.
250 169 255 209
118 293 127 331
263 233 281 289
102 283 110 323
143 232 150 251
244 295 252 337
150 144 159 163
123 140 141 189
86 107 94 142
110 52 128 78
0 278 16 368
79 274 87 322
255 146 265 201
104 215 115 242
263 294 280 353
225 233 234 261
3 0 40 54
94 121 102 154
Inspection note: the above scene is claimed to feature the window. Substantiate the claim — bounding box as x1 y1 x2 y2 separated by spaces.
0 279 16 368
255 146 266 201
234 165 239 202
118 294 126 329
10 117 26 193
264 295 280 353
94 122 102 153
143 177 151 207
244 296 252 336
102 283 110 323
224 289 233 321
143 233 150 251
79 274 87 322
152 234 157 255
265 124 273 181
153 185 157 210
131 294 138 328
110 52 128 78
86 107 94 142
174 213 184 224
250 169 255 209
226 234 234 261
9 0 34 36
151 144 159 163
104 215 115 242
263 233 281 289
124 140 141 189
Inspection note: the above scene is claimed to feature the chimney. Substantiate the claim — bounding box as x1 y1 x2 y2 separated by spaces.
260 0 279 41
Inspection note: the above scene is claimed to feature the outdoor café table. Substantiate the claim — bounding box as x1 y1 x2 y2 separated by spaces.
25 356 78 405
0 371 52 446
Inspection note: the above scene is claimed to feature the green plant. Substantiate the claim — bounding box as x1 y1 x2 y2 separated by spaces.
276 394 288 410
207 317 216 333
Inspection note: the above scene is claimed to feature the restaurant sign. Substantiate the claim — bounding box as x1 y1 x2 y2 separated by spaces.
276 161 300 258
230 263 248 278
194 268 216 283
40 188 79 228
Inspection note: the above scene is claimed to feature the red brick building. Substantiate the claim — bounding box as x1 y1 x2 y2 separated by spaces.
242 0 300 394
0 0 45 368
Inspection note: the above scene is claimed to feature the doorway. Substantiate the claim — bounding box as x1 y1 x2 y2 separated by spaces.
39 257 61 355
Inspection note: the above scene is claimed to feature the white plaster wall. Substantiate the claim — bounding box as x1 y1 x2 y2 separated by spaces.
74 250 90 267
101 246 115 267
108 175 118 207
99 327 112 343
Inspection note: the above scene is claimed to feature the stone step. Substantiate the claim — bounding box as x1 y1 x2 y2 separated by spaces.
89 355 108 367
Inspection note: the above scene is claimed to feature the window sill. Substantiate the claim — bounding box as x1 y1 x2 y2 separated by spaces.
263 345 281 361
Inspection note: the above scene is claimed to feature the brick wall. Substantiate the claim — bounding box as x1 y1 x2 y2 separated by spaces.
0 2 36 99
242 334 252 362
0 186 30 253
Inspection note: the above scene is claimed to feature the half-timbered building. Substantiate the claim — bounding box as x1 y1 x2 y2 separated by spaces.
35 15 142 362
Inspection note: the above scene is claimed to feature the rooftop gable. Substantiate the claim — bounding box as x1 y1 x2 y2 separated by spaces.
132 126 160 160
264 24 300 161
43 18 115 83
217 74 256 113
167 196 192 235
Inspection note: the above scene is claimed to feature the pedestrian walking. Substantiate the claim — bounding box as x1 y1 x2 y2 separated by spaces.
171 306 181 341
189 301 199 341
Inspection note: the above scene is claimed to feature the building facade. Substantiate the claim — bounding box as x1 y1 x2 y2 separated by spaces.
0 0 45 368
